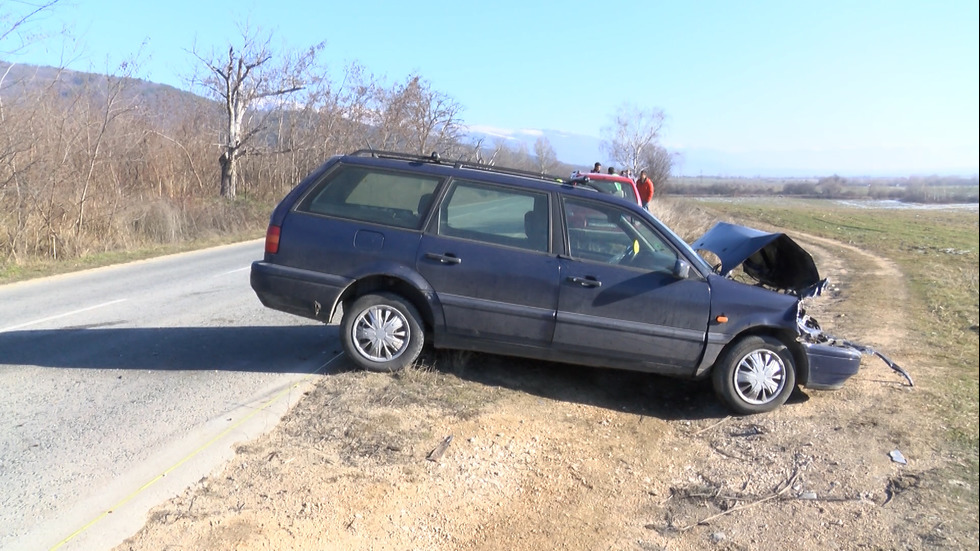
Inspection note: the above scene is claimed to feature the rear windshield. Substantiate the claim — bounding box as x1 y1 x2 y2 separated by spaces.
296 165 442 229
589 179 637 203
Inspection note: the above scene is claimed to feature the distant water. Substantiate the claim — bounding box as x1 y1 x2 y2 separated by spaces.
832 199 978 211
690 196 979 212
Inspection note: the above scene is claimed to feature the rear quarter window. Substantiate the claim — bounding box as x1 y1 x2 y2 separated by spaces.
296 165 442 229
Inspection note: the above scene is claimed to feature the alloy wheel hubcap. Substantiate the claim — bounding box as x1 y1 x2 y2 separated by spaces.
734 349 786 405
352 305 409 362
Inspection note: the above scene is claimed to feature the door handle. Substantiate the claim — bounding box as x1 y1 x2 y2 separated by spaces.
425 252 462 265
568 276 601 288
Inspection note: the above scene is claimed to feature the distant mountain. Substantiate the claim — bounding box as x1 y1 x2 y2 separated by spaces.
465 125 604 172
0 60 216 132
464 125 978 178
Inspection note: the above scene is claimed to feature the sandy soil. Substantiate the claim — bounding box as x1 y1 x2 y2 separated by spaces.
115 235 978 550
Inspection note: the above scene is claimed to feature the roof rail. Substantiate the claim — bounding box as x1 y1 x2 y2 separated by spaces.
346 149 564 183
348 149 444 163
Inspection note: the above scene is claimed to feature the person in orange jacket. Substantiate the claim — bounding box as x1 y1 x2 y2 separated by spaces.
636 169 654 209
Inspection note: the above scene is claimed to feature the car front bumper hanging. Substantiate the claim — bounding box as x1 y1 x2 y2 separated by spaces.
798 311 914 389
841 339 915 387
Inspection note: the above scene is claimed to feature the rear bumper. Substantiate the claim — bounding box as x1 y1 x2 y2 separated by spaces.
802 342 862 390
250 261 350 322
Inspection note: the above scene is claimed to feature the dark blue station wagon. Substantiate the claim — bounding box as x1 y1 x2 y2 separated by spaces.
250 150 884 414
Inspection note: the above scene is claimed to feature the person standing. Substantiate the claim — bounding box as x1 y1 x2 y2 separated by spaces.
636 169 654 210
591 162 602 173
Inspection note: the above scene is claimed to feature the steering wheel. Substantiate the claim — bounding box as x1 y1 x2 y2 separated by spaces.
612 240 639 265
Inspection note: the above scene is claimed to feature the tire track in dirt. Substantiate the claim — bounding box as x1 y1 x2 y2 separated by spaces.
792 231 909 355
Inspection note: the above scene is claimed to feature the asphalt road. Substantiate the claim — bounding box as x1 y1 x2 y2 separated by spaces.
0 240 344 551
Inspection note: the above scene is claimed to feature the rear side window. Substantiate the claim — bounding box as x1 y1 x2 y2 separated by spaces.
437 180 550 253
296 165 441 229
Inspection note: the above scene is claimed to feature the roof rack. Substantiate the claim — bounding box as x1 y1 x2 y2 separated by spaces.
349 149 444 163
347 149 564 184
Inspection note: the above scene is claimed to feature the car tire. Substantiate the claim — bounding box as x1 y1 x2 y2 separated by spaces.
341 292 424 373
712 335 796 415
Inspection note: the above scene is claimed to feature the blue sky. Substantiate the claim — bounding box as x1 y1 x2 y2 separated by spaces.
4 0 978 176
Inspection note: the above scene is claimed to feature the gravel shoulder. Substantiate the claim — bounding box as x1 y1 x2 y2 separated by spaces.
115 234 978 551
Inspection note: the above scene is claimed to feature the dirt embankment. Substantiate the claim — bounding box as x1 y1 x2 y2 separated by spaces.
116 236 978 550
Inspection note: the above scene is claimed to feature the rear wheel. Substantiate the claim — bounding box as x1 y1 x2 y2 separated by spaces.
712 335 796 414
341 293 424 372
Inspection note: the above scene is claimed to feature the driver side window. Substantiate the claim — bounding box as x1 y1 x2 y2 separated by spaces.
563 198 678 271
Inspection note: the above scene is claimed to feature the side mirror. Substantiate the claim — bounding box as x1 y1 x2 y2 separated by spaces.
673 258 691 279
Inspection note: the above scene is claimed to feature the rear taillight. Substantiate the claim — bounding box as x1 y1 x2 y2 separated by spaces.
265 225 281 254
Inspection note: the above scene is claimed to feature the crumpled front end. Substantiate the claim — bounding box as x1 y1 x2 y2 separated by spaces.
796 305 914 389
693 221 914 390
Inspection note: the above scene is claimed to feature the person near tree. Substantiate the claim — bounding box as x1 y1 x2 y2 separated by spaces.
636 169 654 210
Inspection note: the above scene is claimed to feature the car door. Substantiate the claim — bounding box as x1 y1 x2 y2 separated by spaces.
417 179 560 347
554 197 711 370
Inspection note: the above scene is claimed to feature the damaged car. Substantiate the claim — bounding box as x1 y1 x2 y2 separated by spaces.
250 150 911 414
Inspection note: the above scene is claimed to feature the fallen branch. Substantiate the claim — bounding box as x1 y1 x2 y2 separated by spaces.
692 416 732 436
676 469 801 531
708 443 751 461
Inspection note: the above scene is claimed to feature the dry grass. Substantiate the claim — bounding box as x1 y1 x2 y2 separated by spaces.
0 197 269 284
648 197 719 242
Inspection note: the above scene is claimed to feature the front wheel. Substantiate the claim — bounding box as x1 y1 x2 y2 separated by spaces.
341 293 424 372
712 335 796 415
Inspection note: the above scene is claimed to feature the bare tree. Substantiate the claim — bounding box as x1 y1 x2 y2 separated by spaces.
601 103 667 176
1 0 62 227
0 0 61 54
492 139 532 171
533 136 557 175
309 62 375 158
817 174 846 197
191 26 323 198
73 67 138 237
470 136 501 165
639 144 676 195
366 76 413 151
401 75 464 156
364 73 465 156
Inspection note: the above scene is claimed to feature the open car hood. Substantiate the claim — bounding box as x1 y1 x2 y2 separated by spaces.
692 222 827 297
